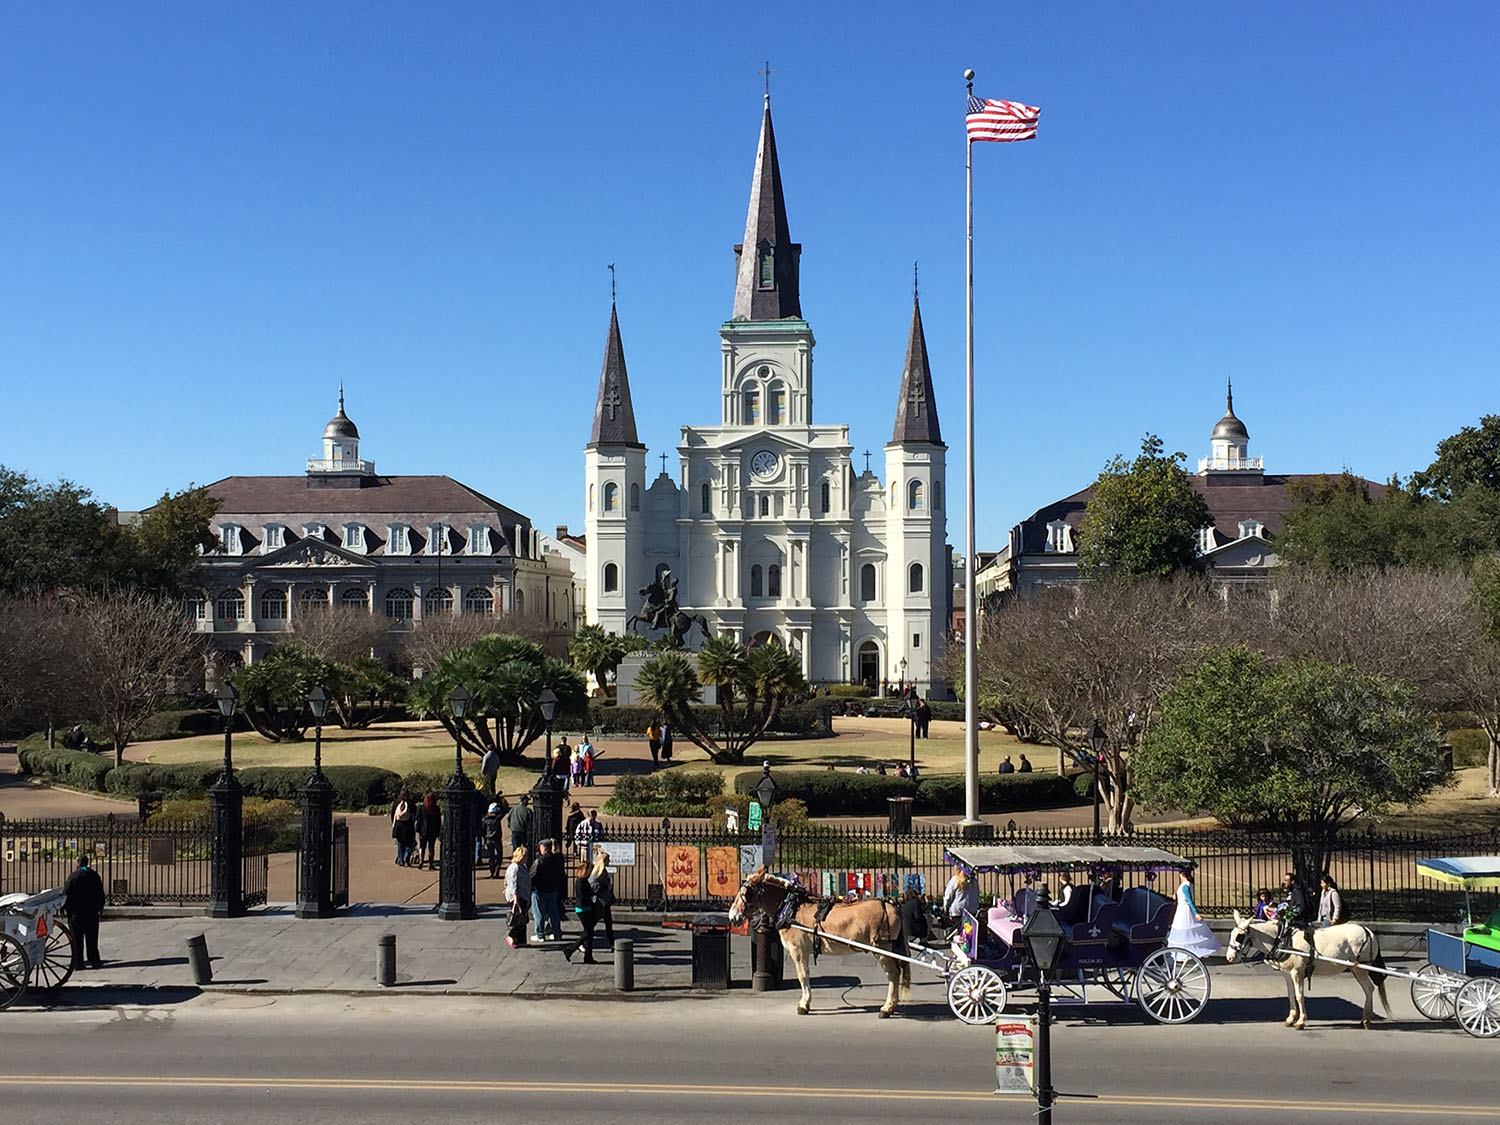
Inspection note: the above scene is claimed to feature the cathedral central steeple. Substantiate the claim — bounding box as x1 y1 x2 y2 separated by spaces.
732 97 802 321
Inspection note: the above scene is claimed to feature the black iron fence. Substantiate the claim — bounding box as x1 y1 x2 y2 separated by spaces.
580 822 1500 922
0 814 270 909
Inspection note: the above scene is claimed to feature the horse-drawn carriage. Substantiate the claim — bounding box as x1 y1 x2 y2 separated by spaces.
731 843 1212 1024
1409 856 1500 1039
0 888 73 1010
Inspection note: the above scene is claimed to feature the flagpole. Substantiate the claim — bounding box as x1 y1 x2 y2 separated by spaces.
961 68 984 835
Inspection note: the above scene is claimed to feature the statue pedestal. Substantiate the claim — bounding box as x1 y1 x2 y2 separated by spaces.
616 651 699 706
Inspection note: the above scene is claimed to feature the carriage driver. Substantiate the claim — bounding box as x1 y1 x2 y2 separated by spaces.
1274 870 1314 953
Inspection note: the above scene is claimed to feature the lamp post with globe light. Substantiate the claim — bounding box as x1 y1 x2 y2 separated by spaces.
529 687 563 855
751 762 780 992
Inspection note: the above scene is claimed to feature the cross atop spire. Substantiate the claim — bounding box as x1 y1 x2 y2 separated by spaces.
588 303 643 448
758 60 774 103
731 97 801 321
609 262 616 304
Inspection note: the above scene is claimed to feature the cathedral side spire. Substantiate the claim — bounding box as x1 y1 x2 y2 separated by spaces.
731 98 801 321
891 294 943 444
588 303 643 447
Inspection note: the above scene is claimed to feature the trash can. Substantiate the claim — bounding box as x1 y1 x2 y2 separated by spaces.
887 795 914 836
689 913 732 989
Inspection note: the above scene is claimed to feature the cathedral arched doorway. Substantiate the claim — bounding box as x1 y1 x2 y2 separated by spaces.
749 630 783 649
856 641 881 689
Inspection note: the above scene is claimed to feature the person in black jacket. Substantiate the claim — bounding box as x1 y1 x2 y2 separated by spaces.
896 889 931 951
563 860 599 964
529 838 567 941
63 855 106 969
415 792 441 870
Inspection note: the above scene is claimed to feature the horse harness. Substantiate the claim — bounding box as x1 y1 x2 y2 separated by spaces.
757 879 896 962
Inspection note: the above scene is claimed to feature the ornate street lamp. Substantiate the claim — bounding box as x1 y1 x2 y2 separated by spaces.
904 693 918 774
208 682 243 918
1020 889 1070 1123
529 686 563 858
437 684 476 921
297 683 335 919
1087 719 1107 845
752 761 780 993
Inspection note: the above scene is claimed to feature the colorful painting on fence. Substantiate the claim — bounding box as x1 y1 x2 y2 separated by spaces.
904 872 927 895
705 847 740 898
739 846 763 874
664 846 701 897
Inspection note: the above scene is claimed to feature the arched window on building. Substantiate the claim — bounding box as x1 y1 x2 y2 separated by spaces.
820 480 831 514
589 484 595 511
603 482 619 512
384 588 413 621
759 495 770 517
909 563 924 594
515 588 526 614
340 588 368 610
769 383 786 425
301 588 330 612
183 591 206 620
701 482 712 515
860 564 876 602
424 587 453 616
908 480 924 510
743 388 761 425
463 588 493 615
750 565 764 597
603 563 618 593
260 589 287 620
933 480 943 510
630 483 640 511
216 589 244 622
890 482 898 509
767 564 782 597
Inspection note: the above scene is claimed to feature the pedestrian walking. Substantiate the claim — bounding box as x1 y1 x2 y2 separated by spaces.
529 838 566 941
480 747 501 796
589 848 616 949
390 789 417 866
574 807 603 859
660 719 673 761
63 855 105 969
552 739 572 794
415 791 441 869
505 845 532 948
482 802 506 878
915 698 931 739
646 719 661 765
580 735 599 787
564 801 584 854
506 794 534 852
563 859 600 964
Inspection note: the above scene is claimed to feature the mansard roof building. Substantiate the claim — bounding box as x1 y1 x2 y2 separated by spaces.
584 96 952 695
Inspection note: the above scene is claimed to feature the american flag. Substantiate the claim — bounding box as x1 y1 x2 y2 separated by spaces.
966 95 1040 143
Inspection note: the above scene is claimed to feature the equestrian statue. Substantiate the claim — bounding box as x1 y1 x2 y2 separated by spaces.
626 568 711 648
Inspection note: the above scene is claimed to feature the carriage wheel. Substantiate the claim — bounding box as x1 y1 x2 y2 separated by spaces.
0 932 30 1011
31 922 74 992
1410 962 1460 1021
947 965 1009 1025
1134 947 1210 1024
1455 977 1500 1039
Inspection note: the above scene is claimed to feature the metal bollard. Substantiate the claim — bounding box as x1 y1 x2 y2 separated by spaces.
614 938 634 992
376 933 396 987
186 933 212 985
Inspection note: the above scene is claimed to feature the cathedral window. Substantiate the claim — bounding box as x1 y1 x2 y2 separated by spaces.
860 564 877 602
424 587 453 616
757 241 774 289
603 563 618 593
630 483 640 511
768 565 782 597
743 389 761 425
759 495 770 518
821 481 831 514
933 481 943 510
890 483 898 509
384 588 413 620
603 482 619 512
589 484 595 512
769 384 786 425
300 589 327 612
908 480 925 510
750 565 763 597
912 633 922 650
260 589 287 620
1045 520 1074 554
909 563 925 594
215 589 244 622
515 589 526 614
340 588 367 610
701 482 712 515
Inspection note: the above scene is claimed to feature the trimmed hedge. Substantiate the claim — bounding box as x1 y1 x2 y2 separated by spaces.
732 768 1082 817
105 763 221 797
235 765 403 811
17 742 115 791
1448 728 1491 769
603 770 724 816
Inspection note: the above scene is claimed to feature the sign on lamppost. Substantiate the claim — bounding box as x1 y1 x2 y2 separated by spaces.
994 1021 1035 1095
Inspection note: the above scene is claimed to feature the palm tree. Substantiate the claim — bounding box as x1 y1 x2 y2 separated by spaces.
568 623 628 696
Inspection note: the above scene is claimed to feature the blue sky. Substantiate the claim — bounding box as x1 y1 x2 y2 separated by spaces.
4 4 1497 548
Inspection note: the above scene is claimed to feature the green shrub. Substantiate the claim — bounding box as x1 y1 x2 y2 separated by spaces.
586 701 835 739
826 684 871 698
236 765 402 811
1448 728 1491 769
732 770 918 816
396 771 452 801
1437 711 1481 733
16 743 115 791
1073 771 1096 800
105 763 221 797
147 797 300 851
913 773 1080 814
603 770 723 816
927 701 966 722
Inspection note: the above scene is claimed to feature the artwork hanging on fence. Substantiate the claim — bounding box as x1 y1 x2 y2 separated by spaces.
739 845 763 874
664 845 701 897
904 872 927 895
705 847 739 897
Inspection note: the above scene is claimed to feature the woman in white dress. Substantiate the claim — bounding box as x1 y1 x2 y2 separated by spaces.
1167 871 1220 956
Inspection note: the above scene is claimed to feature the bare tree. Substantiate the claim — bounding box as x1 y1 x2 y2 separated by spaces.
76 589 202 765
0 594 88 740
976 575 1221 831
291 605 391 666
399 613 500 679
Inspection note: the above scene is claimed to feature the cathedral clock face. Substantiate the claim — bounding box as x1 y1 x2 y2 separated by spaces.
750 449 781 480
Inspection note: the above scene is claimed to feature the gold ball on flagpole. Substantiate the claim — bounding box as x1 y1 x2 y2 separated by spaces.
963 69 975 81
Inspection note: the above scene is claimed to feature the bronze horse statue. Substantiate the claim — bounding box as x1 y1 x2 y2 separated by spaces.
626 571 710 647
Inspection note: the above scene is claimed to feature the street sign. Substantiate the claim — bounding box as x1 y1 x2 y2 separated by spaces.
994 1020 1035 1095
604 842 636 867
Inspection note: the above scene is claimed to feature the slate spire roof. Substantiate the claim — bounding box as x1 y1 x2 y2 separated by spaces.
891 294 943 444
589 302 643 447
732 96 801 321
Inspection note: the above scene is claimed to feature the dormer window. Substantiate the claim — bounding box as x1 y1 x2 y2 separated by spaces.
388 524 409 555
303 522 326 543
1045 520 1074 554
1197 526 1218 555
467 524 489 555
427 524 447 555
343 523 366 552
261 525 285 553
1238 519 1264 539
219 525 243 556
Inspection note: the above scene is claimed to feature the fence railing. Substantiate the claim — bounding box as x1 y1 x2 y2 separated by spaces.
579 822 1500 922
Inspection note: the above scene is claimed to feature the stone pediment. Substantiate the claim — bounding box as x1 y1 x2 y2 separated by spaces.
1204 534 1277 570
258 538 374 569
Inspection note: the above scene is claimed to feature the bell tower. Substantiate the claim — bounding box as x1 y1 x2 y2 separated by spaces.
584 302 647 631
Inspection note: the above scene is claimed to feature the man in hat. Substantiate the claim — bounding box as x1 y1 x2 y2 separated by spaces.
63 854 106 969
507 793 534 853
482 801 506 878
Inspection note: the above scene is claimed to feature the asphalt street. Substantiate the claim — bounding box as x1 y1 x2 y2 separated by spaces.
3 986 1496 1123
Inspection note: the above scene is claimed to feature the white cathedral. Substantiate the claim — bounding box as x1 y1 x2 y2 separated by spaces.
584 96 951 695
